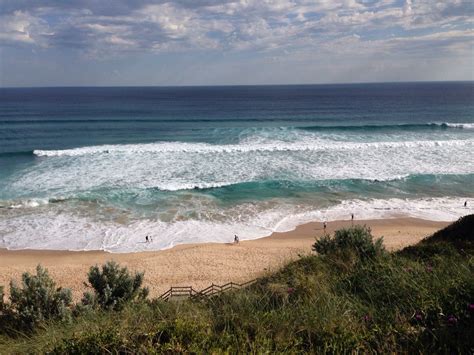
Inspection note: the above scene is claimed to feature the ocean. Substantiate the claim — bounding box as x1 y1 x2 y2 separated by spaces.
0 82 473 252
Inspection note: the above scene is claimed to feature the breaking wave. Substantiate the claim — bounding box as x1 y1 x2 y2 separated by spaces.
300 122 474 131
33 138 474 157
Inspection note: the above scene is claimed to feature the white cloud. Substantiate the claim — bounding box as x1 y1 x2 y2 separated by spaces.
0 0 472 85
0 11 49 45
1 0 472 56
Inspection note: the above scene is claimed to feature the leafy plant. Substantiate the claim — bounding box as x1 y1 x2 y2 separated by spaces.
313 225 385 259
8 265 72 330
82 261 149 310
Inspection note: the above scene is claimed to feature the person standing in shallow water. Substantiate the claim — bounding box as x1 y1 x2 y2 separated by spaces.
465 201 468 207
351 213 354 225
145 235 149 243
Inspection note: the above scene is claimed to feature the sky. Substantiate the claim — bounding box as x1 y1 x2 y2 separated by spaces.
0 0 473 87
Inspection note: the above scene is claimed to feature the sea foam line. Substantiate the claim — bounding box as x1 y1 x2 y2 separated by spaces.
0 197 471 253
443 122 474 129
33 139 474 157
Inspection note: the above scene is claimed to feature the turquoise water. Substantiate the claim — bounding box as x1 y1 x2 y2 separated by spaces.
0 83 473 251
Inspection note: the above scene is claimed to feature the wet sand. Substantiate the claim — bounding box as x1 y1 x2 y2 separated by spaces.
0 218 448 300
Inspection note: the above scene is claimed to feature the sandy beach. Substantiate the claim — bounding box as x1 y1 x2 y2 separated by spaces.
0 218 448 300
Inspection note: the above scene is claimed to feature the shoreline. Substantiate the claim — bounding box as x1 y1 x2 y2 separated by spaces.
0 217 449 300
1 196 470 252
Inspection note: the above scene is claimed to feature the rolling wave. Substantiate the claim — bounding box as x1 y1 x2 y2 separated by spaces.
444 123 474 129
12 136 472 196
300 122 474 131
33 138 474 157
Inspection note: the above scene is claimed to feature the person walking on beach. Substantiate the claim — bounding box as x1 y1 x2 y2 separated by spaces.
234 235 240 244
351 213 354 225
323 221 327 234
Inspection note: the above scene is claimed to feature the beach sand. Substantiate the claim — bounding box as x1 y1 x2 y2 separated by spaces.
0 218 448 300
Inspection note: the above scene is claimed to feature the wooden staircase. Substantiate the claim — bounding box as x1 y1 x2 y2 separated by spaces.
159 279 256 301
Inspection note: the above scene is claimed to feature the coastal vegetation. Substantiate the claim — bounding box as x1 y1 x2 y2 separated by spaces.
0 216 473 353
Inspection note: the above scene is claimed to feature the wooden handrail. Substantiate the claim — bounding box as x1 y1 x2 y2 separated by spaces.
159 279 257 301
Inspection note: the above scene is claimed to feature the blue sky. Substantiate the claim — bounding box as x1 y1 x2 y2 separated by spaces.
0 0 473 87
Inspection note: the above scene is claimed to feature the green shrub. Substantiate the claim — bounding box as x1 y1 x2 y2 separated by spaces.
82 261 149 310
8 265 72 331
313 225 385 260
51 329 128 354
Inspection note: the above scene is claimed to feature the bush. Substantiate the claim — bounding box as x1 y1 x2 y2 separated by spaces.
312 225 385 260
82 261 149 310
8 265 72 331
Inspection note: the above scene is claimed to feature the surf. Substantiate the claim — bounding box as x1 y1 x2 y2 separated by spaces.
0 197 471 253
32 137 474 157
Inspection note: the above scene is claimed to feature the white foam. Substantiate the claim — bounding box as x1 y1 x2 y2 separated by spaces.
33 138 474 157
443 123 474 129
3 131 472 252
9 136 473 196
0 197 472 253
0 199 50 209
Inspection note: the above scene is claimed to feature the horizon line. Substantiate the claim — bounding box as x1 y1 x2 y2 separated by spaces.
1 80 473 90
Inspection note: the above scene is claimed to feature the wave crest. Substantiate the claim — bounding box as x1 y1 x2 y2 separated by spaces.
33 138 474 157
443 123 474 129
298 122 474 131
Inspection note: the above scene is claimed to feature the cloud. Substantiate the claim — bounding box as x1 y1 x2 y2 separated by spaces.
1 0 472 56
0 0 472 86
0 10 51 46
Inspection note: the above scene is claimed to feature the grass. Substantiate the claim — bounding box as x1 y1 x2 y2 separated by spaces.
1 215 473 353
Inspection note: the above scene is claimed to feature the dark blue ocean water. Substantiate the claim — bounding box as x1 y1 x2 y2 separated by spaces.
1 82 473 251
